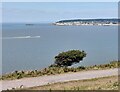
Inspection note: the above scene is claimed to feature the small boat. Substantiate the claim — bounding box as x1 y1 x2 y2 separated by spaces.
25 24 34 26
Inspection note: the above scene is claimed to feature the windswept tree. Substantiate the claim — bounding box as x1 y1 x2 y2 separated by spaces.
54 50 86 67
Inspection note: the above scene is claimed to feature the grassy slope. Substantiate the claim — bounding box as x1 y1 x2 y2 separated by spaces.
28 76 119 90
1 61 119 80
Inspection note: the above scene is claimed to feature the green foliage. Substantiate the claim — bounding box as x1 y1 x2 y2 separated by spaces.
1 61 119 80
113 82 119 87
54 50 86 67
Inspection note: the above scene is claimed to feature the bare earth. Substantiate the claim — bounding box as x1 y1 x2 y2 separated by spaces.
0 68 119 91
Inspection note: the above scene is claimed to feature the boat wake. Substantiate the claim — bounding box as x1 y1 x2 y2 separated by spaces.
1 36 40 39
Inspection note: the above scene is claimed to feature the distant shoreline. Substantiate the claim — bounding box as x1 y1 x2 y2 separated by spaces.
54 18 120 26
54 23 119 26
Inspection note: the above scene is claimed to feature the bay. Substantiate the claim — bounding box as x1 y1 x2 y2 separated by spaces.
2 23 118 74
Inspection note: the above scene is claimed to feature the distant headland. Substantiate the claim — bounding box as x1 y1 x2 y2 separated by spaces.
54 19 120 26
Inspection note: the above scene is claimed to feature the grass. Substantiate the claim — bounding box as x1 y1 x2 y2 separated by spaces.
1 61 119 80
28 76 119 90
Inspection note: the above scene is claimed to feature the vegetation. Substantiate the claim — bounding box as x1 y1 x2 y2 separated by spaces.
28 76 119 90
1 61 119 80
1 50 119 80
54 50 86 67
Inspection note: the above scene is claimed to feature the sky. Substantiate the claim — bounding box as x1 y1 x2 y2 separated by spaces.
2 2 118 23
1 0 120 2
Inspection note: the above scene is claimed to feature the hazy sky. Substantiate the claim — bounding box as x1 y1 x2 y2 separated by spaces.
2 2 118 23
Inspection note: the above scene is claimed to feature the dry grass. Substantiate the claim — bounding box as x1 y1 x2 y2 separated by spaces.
29 76 119 90
1 61 119 80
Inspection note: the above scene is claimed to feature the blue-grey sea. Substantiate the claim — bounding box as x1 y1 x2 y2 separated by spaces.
2 23 118 74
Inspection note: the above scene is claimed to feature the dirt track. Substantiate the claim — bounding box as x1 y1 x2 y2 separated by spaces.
1 68 118 91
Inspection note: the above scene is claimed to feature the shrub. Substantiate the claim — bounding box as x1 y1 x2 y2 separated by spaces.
54 50 86 67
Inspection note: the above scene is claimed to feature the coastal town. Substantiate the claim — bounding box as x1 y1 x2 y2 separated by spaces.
54 19 120 26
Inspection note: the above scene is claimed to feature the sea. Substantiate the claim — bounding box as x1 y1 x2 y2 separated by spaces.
2 23 118 74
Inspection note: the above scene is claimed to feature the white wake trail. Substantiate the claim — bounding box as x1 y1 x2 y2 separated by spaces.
1 36 40 39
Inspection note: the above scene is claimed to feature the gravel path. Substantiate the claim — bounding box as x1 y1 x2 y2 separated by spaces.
0 68 119 91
